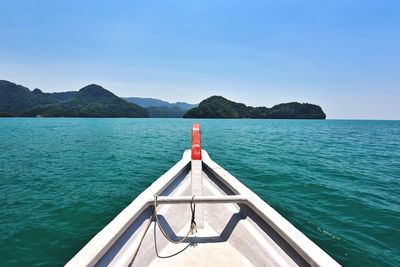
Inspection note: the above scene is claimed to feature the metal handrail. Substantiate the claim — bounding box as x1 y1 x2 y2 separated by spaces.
149 195 247 204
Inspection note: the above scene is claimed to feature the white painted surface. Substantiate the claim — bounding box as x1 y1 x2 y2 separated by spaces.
191 159 204 228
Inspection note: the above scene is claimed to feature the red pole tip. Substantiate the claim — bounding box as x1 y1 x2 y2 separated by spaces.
191 124 202 160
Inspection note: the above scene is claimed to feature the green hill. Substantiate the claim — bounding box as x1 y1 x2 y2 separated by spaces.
0 80 59 116
23 84 149 118
183 96 326 119
183 96 248 118
0 80 148 118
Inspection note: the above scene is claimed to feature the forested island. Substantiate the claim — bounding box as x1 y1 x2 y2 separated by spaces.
0 81 148 117
183 96 326 119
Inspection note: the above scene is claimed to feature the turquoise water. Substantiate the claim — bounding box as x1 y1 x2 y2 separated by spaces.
0 118 399 266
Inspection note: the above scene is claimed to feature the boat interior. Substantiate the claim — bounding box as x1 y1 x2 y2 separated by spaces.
101 157 312 267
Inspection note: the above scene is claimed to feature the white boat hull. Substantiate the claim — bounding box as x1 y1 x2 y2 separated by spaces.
66 149 340 266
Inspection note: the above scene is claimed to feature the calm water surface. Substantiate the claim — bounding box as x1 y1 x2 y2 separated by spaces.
0 118 399 266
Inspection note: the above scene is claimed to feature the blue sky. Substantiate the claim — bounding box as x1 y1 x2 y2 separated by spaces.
0 0 399 119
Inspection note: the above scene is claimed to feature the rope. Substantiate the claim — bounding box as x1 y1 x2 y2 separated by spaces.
129 195 197 265
154 195 197 244
128 207 154 267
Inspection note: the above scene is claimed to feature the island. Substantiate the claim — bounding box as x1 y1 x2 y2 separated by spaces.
183 96 326 119
0 80 148 118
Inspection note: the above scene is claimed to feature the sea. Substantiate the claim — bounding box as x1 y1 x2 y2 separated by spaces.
0 118 399 266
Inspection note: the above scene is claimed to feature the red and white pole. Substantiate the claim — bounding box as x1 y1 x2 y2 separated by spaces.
191 123 202 160
191 123 204 228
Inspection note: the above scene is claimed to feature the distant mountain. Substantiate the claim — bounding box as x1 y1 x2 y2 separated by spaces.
171 102 197 111
124 97 197 118
124 97 170 108
146 106 186 118
23 84 149 118
183 96 326 119
124 97 196 110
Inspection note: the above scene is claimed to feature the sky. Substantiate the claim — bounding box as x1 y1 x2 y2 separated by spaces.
0 0 399 119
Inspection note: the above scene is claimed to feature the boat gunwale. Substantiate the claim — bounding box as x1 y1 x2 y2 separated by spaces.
201 151 340 267
66 150 192 266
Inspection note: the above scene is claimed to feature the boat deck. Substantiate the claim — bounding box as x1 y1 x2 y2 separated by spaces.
67 149 339 267
149 222 253 266
96 167 308 267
